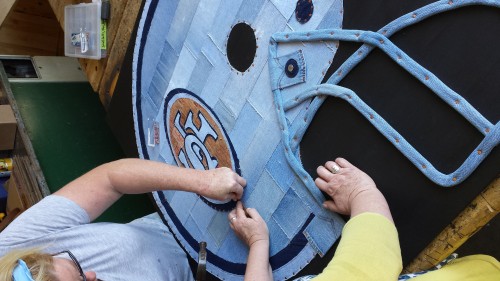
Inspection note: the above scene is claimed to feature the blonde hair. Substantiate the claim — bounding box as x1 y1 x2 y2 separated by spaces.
0 248 56 281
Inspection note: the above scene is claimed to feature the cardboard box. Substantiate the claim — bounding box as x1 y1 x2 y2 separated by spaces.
0 105 17 151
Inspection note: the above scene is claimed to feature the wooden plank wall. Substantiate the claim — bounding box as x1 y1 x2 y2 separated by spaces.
0 0 64 56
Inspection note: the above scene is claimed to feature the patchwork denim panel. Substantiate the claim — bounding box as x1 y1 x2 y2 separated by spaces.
187 54 214 95
166 0 202 54
134 0 347 280
229 102 263 157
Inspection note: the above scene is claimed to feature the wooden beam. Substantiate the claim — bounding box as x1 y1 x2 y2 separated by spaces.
404 176 500 273
0 0 17 27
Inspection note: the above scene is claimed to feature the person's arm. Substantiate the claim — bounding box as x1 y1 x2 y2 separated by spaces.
228 201 272 281
55 158 246 221
312 158 401 281
314 157 392 222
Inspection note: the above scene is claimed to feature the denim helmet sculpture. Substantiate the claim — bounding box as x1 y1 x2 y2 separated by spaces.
132 0 499 280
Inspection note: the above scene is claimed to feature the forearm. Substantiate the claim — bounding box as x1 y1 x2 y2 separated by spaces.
244 240 273 281
350 189 393 223
104 158 207 195
55 158 210 221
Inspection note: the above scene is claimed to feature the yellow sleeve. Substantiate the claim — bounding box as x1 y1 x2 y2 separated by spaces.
412 255 500 281
313 212 402 281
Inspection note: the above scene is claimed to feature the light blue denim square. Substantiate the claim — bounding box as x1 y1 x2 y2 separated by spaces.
208 211 231 247
169 192 198 224
230 102 262 157
166 0 201 54
245 169 285 221
269 0 295 19
187 54 214 95
317 0 344 30
304 216 343 257
265 142 297 192
273 189 310 238
206 0 243 52
240 120 282 186
191 197 213 232
236 0 265 23
267 217 289 255
184 0 221 57
213 100 236 132
217 231 248 261
199 42 230 108
247 63 276 115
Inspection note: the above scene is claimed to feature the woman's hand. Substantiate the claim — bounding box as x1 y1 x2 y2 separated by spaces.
315 158 393 221
199 167 246 201
228 201 269 247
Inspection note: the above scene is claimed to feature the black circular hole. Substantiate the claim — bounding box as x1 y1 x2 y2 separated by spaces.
227 22 257 72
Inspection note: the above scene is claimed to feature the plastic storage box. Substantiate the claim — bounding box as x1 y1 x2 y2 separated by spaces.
64 1 106 59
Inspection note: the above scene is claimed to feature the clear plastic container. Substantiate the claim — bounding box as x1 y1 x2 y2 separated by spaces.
64 1 106 59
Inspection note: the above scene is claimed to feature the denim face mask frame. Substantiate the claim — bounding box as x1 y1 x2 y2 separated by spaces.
269 0 499 190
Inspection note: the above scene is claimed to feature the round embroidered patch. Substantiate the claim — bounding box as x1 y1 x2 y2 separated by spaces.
285 59 299 78
295 0 314 24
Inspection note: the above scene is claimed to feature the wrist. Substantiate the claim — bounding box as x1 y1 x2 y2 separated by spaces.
249 237 269 248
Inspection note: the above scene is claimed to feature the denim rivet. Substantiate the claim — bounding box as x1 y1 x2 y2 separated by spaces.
477 149 482 155
397 54 402 60
295 0 314 24
382 30 388 35
455 99 460 104
337 70 342 76
422 164 427 169
448 0 453 4
395 138 399 143
285 34 289 39
485 128 490 133
452 177 457 182
285 59 299 78
358 51 363 55
379 39 384 44
412 13 417 18
425 75 429 80
347 94 351 99
369 114 374 119
330 31 334 36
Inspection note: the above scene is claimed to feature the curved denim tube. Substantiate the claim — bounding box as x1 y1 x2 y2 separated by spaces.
269 0 499 188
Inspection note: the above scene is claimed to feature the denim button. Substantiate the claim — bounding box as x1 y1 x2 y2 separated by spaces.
295 0 314 24
285 59 299 78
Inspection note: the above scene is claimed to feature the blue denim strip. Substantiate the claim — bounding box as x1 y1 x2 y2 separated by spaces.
269 0 500 188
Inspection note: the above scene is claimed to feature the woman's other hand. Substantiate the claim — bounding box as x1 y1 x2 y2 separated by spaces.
228 201 269 247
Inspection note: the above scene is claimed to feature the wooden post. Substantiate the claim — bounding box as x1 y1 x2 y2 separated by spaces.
0 0 17 28
404 176 500 273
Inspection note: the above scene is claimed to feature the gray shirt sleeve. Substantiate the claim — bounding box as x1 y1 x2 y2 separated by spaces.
0 195 90 247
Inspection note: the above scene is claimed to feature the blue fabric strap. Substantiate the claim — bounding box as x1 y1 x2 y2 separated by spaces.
269 0 500 187
12 260 35 281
